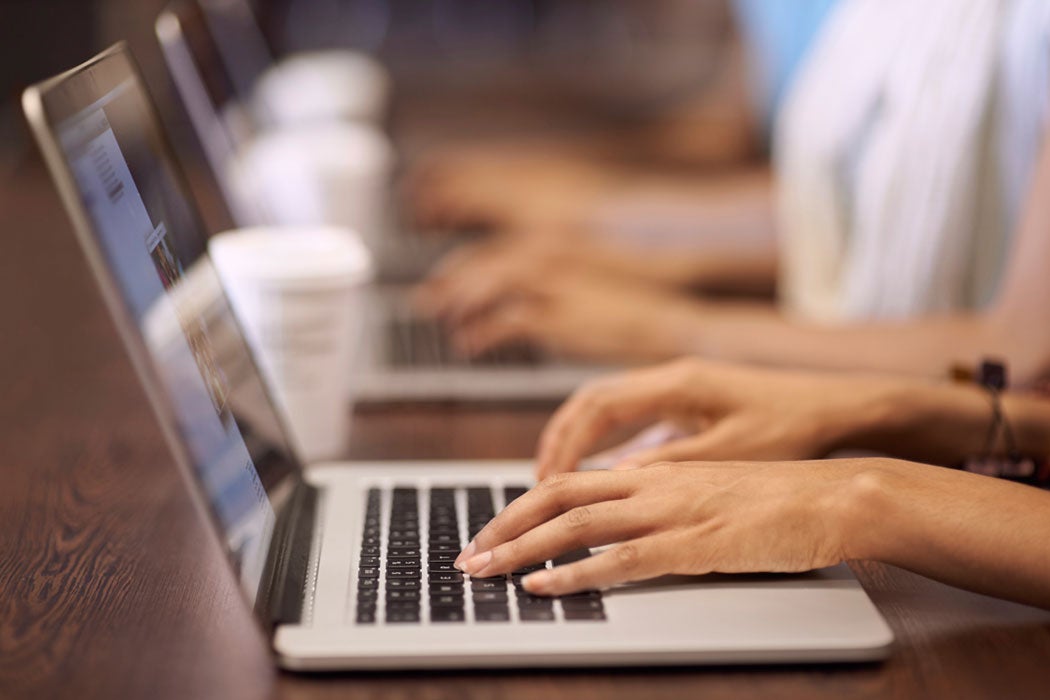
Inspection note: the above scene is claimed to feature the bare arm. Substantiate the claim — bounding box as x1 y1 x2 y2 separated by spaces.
533 358 1050 477
849 461 1050 610
683 120 1050 384
452 458 1050 611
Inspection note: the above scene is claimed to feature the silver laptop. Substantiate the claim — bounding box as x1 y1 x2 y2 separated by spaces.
155 0 609 403
24 44 892 670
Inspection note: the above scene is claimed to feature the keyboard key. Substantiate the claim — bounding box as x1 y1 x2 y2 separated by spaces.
358 556 380 568
503 486 528 504
386 589 421 602
358 566 379 579
387 568 421 579
553 549 591 566
430 593 464 606
472 590 509 603
429 533 458 544
428 561 459 573
430 582 464 595
357 578 379 590
470 579 506 591
474 603 511 622
561 598 604 612
431 607 466 623
563 609 607 621
386 610 421 623
386 600 420 613
387 557 420 569
516 594 554 608
430 572 464 583
428 543 460 553
562 590 602 600
520 608 556 622
512 563 546 575
387 579 421 591
356 608 376 624
357 589 378 602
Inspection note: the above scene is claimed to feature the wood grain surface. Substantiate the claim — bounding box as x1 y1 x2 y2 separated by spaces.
3 156 1050 700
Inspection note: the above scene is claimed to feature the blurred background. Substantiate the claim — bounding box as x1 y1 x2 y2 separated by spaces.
0 0 733 192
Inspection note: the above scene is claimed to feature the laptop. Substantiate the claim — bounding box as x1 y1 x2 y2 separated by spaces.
23 44 893 670
156 0 609 403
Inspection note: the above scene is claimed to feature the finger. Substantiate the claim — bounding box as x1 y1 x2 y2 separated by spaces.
414 247 499 317
452 300 544 357
615 419 769 468
592 421 692 467
455 470 635 566
612 435 723 470
441 268 525 324
459 500 651 578
535 365 692 480
521 535 670 596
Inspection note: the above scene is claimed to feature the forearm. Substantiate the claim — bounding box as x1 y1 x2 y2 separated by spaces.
688 302 1044 382
585 169 777 292
844 460 1050 610
823 377 1050 466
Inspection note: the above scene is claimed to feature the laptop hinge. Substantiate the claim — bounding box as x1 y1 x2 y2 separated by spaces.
255 479 319 628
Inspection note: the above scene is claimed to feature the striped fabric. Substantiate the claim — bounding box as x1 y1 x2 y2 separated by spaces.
774 0 1050 322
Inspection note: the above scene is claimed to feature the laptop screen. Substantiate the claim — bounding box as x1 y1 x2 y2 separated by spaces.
30 47 302 607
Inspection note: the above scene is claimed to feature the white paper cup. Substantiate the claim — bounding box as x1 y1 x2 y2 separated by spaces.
229 123 394 253
251 50 391 127
209 226 373 462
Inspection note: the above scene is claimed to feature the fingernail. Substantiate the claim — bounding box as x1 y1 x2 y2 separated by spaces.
613 459 642 471
460 550 492 576
454 540 477 568
522 570 553 594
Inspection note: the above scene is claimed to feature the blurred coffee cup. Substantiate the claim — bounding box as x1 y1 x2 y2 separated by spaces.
209 225 373 462
229 122 394 254
251 50 391 127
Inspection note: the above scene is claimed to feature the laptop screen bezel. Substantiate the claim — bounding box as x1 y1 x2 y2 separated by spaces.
22 43 309 627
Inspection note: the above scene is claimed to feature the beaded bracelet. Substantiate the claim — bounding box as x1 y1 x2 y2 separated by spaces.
955 360 1050 486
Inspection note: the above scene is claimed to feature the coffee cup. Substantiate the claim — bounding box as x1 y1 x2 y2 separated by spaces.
209 225 373 462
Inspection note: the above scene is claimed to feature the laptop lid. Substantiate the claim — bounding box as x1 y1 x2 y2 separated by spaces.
22 43 309 624
157 0 268 227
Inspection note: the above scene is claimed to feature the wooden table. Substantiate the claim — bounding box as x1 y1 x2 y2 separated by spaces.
3 159 1050 700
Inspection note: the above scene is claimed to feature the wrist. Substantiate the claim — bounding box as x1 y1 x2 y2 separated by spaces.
834 459 909 562
823 378 988 464
809 377 910 455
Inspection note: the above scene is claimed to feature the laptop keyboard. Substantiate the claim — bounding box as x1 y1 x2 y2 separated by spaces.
386 314 541 369
354 485 607 625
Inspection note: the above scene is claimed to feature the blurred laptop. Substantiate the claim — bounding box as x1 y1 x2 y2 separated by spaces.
156 0 609 402
24 43 893 669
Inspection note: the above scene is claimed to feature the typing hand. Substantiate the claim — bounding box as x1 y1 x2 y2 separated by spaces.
408 145 611 232
439 270 705 364
536 358 870 480
453 461 863 596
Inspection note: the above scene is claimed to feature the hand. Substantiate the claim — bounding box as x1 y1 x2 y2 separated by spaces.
454 460 871 596
414 233 575 324
535 358 874 479
408 144 614 232
441 270 707 364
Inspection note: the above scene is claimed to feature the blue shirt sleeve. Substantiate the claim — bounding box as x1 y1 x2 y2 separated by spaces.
732 0 841 134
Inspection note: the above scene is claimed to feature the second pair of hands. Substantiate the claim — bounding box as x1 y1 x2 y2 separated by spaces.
452 358 915 595
415 235 708 364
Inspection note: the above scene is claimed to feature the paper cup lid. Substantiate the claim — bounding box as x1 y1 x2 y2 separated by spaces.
209 226 373 288
240 122 393 176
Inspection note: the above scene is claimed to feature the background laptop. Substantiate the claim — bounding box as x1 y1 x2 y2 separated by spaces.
156 0 609 403
24 43 893 670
